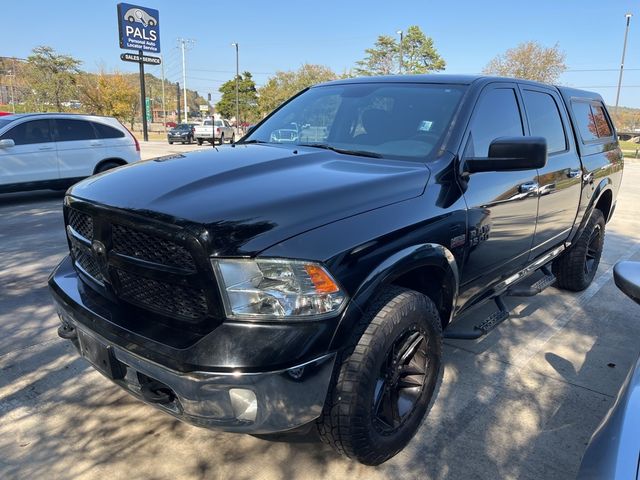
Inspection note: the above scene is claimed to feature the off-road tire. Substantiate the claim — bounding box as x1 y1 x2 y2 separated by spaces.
316 286 443 465
553 209 606 291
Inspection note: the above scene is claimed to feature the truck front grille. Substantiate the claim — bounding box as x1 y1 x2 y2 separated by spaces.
115 269 208 320
112 224 196 271
65 203 212 323
68 209 93 240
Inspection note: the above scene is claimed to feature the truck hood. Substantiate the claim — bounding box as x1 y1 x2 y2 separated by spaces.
69 144 430 255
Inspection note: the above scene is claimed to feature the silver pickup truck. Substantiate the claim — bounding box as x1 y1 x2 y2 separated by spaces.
194 118 235 145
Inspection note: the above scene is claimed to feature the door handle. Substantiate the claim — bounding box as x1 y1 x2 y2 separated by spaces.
518 182 539 194
38 146 54 151
583 172 594 184
567 169 581 179
90 142 104 147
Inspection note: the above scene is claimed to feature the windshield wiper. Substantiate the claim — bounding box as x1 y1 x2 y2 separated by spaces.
297 143 382 158
238 139 269 145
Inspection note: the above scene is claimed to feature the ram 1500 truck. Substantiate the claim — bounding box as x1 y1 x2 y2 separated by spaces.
49 75 623 465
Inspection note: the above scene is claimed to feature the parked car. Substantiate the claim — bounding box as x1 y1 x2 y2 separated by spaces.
167 123 196 144
0 113 140 194
49 75 622 465
577 261 640 480
194 118 235 145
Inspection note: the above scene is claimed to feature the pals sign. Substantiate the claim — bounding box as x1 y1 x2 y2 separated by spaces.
117 3 160 53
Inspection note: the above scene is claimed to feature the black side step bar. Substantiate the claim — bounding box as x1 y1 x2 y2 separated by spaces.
443 264 557 340
506 265 556 297
444 296 510 340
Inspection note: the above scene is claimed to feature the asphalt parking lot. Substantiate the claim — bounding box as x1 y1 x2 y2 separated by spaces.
1 146 639 480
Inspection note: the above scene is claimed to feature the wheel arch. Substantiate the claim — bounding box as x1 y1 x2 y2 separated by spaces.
93 158 127 174
329 244 459 350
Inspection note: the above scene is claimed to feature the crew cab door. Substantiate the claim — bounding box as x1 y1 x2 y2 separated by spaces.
519 85 582 257
459 83 539 300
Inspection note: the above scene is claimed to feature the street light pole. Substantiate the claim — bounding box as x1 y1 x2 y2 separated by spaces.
231 42 240 133
397 30 403 74
615 13 633 115
178 38 195 121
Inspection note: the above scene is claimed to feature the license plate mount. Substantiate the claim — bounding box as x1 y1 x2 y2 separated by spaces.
77 329 126 380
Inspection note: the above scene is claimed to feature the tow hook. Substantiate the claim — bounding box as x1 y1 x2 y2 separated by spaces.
57 323 77 340
138 374 176 404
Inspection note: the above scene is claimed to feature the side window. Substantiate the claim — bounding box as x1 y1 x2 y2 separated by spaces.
591 104 613 138
571 101 599 143
466 88 523 157
92 122 125 139
223 120 231 127
55 119 96 142
522 90 567 154
0 119 52 145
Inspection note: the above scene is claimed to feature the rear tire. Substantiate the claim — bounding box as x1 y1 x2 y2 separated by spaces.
553 209 606 291
316 286 443 465
197 139 203 146
95 161 121 174
168 141 173 144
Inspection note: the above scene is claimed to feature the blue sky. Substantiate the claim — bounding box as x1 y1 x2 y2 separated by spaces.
3 0 639 107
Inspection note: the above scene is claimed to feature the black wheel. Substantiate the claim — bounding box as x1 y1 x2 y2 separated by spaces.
148 19 156 26
187 136 193 144
553 209 606 291
168 140 173 144
219 134 224 145
316 286 443 465
95 161 121 174
230 134 235 144
197 138 203 145
181 140 185 144
127 15 135 22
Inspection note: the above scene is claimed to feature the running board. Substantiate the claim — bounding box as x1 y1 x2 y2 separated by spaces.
506 265 556 297
444 296 510 340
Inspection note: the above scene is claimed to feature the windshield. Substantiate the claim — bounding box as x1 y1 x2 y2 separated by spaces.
175 124 191 130
243 83 466 160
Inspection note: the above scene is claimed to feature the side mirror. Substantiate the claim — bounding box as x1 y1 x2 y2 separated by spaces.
613 261 640 305
0 139 15 148
464 137 547 174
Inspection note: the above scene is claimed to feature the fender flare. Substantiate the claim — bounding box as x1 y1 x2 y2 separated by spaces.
328 243 459 350
571 178 613 243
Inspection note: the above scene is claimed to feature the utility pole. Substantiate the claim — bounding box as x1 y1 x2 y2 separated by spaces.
176 82 181 123
8 69 15 114
397 30 404 74
615 13 633 115
160 53 167 132
138 50 148 141
178 38 195 122
231 42 240 132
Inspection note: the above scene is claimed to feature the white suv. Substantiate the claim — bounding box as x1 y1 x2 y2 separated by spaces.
0 113 141 193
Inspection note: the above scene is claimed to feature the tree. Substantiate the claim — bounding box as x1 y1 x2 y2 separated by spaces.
258 64 337 116
402 25 446 74
354 35 398 76
216 72 259 123
483 41 567 83
78 71 138 124
355 26 446 76
23 46 81 110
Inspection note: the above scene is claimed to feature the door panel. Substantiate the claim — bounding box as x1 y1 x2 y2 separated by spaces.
0 119 58 186
459 84 539 302
521 87 582 256
53 118 101 179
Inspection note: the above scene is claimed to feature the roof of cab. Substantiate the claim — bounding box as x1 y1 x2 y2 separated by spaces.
316 74 603 99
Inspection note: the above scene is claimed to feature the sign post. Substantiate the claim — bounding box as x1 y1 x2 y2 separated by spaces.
117 3 161 142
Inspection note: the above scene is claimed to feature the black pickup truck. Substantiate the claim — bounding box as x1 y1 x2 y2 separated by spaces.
49 75 623 465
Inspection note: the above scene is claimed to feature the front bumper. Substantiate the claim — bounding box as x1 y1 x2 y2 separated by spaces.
50 256 337 434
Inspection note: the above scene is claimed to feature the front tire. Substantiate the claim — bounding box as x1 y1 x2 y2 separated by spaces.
197 138 203 145
553 209 606 291
317 287 443 465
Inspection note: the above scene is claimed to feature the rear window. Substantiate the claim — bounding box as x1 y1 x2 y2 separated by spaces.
92 122 125 139
214 120 224 127
522 90 567 154
591 105 613 137
55 119 96 142
571 101 613 143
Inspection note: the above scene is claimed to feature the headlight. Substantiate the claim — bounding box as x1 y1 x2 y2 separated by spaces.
212 258 347 320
